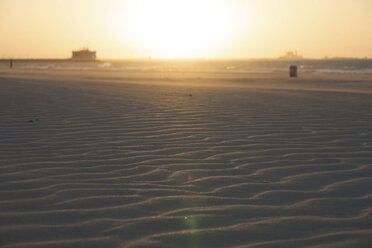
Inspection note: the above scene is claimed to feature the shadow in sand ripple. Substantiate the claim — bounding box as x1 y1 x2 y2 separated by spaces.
1 72 372 247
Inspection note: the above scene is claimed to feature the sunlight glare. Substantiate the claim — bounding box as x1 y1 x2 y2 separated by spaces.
128 0 231 58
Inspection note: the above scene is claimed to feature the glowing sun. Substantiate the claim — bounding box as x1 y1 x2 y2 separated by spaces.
128 0 231 58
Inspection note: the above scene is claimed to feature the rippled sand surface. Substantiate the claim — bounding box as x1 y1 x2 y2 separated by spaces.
1 70 372 248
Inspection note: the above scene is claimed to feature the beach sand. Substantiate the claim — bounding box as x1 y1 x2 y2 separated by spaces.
0 69 371 247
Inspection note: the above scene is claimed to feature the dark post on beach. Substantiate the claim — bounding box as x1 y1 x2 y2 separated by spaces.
290 65 297 78
10 59 13 69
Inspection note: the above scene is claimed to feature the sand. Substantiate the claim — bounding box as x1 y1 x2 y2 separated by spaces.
0 69 371 248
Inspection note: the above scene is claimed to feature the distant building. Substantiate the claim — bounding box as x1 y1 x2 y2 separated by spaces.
279 51 303 60
71 48 96 60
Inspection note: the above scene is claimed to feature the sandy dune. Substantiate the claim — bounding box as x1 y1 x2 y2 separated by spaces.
0 69 371 247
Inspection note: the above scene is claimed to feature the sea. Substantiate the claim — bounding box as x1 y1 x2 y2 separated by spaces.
1 59 372 74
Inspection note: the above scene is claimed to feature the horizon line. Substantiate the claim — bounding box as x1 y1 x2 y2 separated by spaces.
0 56 370 61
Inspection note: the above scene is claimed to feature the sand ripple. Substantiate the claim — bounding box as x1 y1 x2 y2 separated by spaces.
0 73 371 247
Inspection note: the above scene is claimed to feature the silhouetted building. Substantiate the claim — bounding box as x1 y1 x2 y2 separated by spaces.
72 48 96 60
279 51 303 60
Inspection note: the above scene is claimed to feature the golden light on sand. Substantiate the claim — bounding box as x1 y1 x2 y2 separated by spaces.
127 0 232 58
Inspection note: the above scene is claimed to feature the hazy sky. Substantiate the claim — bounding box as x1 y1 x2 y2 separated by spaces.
1 0 371 59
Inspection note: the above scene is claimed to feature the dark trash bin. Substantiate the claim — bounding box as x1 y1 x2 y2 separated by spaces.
290 65 297 77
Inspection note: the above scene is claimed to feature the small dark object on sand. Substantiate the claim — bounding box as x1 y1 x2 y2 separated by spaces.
28 118 39 123
189 94 193 97
290 65 298 78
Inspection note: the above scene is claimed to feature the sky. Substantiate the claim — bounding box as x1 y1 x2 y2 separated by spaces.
0 0 371 59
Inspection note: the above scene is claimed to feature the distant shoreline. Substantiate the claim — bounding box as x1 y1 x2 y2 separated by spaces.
0 58 370 62
2 58 372 75
0 59 102 63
